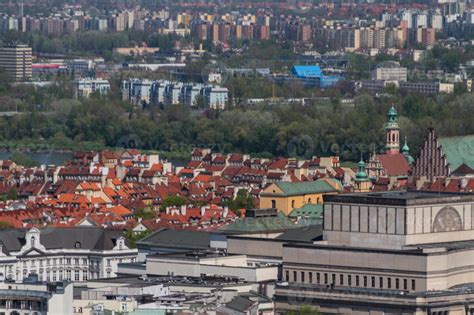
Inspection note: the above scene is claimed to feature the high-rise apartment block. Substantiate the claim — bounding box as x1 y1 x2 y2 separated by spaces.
0 44 32 81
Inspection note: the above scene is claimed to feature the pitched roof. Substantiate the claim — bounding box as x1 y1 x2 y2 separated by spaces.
289 204 323 219
377 153 410 177
438 135 474 171
264 180 338 196
137 228 211 250
0 227 129 252
219 213 297 234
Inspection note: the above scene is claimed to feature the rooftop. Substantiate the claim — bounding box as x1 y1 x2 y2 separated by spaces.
323 190 474 206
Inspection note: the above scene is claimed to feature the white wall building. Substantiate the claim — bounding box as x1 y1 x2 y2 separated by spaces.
0 279 73 315
74 78 110 98
0 227 138 283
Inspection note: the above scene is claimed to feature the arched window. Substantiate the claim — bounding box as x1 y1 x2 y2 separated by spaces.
30 236 36 247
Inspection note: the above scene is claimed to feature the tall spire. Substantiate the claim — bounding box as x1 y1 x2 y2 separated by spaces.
385 106 400 155
402 136 414 165
355 154 369 182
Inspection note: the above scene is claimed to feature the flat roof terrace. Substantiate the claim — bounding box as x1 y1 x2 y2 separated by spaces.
324 190 474 206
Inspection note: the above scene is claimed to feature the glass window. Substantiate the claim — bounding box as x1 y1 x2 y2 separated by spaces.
356 275 359 286
411 279 416 291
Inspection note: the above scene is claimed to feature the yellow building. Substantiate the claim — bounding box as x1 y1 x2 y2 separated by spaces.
259 179 341 216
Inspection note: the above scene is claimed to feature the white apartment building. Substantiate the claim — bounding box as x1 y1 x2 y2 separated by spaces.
74 78 110 98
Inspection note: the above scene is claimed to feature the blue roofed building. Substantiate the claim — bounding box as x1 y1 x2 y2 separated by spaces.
291 65 323 78
290 65 343 88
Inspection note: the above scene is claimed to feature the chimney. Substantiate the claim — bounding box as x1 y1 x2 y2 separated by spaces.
166 206 170 214
180 205 187 216
201 206 206 217
223 206 228 218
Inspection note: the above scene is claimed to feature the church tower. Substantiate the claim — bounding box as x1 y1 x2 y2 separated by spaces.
385 106 400 155
355 156 371 192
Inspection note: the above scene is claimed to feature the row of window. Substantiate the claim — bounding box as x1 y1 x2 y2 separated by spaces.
14 269 105 282
285 270 416 291
20 258 92 267
11 257 134 270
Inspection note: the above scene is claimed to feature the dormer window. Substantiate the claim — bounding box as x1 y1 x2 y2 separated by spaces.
74 242 81 249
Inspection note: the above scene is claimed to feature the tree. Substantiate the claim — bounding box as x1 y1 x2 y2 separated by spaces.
9 152 39 167
0 221 12 229
223 189 255 216
124 230 151 248
135 207 155 220
160 195 187 212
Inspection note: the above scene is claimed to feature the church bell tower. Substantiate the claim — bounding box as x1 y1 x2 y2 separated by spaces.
385 106 400 155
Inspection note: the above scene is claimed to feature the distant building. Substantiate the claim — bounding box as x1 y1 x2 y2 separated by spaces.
74 78 110 98
275 191 474 314
372 62 408 82
412 128 474 181
202 86 229 109
290 65 343 88
114 46 159 56
0 227 137 282
259 179 341 216
0 44 32 81
122 79 229 108
360 80 454 95
0 278 73 315
121 79 154 105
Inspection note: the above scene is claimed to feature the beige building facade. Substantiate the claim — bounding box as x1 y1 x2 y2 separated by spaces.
275 191 474 314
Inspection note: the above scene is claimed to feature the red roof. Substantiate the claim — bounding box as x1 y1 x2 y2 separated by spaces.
377 154 410 177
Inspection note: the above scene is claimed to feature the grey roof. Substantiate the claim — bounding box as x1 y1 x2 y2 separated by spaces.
225 295 257 312
324 190 474 206
137 229 211 250
0 227 128 253
275 225 323 243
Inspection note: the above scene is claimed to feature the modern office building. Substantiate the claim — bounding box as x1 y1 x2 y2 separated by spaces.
0 44 32 81
372 62 408 82
275 190 474 314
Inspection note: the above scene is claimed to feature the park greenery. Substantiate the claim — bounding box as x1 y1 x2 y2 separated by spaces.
0 76 473 163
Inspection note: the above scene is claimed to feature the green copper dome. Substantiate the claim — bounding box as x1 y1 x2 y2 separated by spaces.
355 157 369 182
402 137 415 165
385 106 399 130
402 138 409 153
